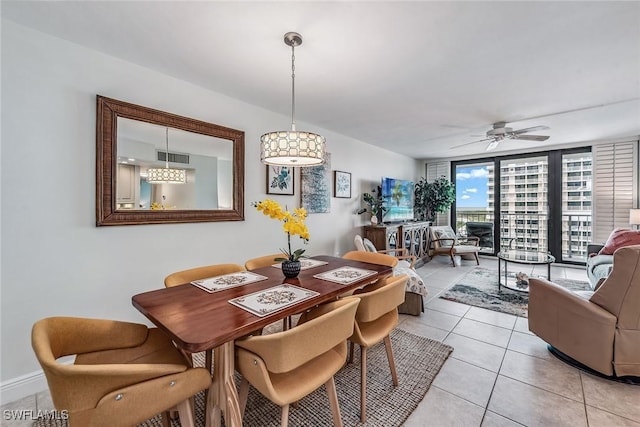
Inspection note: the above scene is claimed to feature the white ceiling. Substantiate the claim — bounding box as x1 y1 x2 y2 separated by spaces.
3 1 640 160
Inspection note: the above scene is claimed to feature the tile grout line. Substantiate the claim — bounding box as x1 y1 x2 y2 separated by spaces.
479 324 515 426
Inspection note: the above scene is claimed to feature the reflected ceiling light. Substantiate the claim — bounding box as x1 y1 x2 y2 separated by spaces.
260 32 326 167
147 128 186 184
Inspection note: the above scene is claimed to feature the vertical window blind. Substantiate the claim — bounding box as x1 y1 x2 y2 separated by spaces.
593 140 639 242
426 161 451 226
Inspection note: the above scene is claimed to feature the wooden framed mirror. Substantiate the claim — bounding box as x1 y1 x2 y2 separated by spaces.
96 96 244 226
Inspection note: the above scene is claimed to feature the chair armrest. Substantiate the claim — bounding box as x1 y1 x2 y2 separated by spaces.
377 248 417 268
432 238 456 247
458 236 480 246
48 363 188 411
529 279 615 325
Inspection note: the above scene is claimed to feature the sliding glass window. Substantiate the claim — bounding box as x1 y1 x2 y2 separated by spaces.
454 162 495 253
452 148 592 264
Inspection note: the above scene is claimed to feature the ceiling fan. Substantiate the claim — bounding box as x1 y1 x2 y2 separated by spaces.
452 122 550 151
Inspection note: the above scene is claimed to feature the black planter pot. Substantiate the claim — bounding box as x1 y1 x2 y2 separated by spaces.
282 260 301 278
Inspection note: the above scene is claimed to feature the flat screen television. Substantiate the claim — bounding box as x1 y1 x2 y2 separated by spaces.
381 177 415 222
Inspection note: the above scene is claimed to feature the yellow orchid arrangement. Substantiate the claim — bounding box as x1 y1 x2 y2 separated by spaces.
253 199 309 262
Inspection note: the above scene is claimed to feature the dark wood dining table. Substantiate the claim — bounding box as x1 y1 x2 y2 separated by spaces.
132 255 393 427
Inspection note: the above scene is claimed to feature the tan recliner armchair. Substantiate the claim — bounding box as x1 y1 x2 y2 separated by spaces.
32 317 212 427
528 244 640 377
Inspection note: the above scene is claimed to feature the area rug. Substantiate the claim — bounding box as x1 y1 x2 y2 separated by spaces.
439 267 591 318
34 329 452 427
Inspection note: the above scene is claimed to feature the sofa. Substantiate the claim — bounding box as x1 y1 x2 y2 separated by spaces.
586 244 613 290
586 228 640 289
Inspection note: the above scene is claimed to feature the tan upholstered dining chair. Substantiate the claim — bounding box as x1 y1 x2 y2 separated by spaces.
164 263 245 287
352 237 429 315
235 298 360 427
343 274 409 422
244 254 284 270
31 316 211 427
342 249 398 269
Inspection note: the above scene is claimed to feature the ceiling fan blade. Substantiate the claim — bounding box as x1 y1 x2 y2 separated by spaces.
485 140 501 151
511 125 550 135
450 138 492 149
514 134 550 141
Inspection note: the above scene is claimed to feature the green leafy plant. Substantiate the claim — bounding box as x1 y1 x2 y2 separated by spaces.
414 176 456 223
362 186 388 222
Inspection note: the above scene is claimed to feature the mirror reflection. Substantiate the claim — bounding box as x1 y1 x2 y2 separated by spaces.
116 118 233 211
96 95 244 226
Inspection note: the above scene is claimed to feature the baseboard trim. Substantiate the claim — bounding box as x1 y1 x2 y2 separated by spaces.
0 370 47 405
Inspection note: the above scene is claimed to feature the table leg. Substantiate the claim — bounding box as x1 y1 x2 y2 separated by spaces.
207 341 242 427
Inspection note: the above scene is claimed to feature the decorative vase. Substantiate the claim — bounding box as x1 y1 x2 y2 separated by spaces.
370 215 378 225
376 210 383 224
282 260 301 278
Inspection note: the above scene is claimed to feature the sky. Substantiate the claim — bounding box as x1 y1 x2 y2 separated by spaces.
456 165 489 208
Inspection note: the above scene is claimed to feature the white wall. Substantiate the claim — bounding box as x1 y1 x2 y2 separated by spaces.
0 20 420 398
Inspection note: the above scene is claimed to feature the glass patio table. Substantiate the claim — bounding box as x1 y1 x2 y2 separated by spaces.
497 249 555 292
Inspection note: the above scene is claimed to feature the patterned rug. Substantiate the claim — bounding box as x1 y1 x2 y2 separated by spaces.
439 267 591 317
34 329 452 427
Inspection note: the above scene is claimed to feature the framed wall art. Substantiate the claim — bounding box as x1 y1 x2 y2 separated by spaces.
333 171 351 198
301 153 331 213
266 165 295 195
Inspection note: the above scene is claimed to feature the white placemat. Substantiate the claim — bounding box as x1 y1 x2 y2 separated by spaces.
271 258 329 270
191 271 268 293
313 266 377 285
228 284 319 317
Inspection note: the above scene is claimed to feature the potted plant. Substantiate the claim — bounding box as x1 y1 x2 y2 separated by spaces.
414 176 455 223
253 199 309 278
362 186 388 224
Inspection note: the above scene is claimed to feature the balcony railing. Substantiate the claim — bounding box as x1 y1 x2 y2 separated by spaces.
455 210 592 262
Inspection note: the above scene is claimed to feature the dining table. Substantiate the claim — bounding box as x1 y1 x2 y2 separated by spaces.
131 255 393 427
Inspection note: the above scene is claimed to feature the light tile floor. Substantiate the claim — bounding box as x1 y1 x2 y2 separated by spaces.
2 256 639 426
401 256 640 427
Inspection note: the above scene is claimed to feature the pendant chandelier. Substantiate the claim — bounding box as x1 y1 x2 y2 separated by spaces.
147 128 186 184
260 32 326 167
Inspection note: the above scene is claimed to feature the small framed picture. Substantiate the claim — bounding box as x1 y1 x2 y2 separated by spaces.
333 170 351 198
266 165 295 195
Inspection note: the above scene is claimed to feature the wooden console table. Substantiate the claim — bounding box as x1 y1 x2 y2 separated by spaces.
363 221 430 260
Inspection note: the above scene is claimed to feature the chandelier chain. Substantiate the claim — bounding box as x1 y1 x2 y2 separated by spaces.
291 43 296 131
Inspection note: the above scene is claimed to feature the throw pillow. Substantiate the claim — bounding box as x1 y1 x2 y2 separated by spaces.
434 228 457 247
598 228 640 255
362 238 378 253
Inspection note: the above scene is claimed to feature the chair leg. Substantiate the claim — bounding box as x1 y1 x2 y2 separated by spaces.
176 398 196 427
474 252 480 265
348 341 354 364
281 404 290 427
325 376 343 427
449 253 456 267
384 335 399 386
238 377 250 417
161 411 171 427
360 345 368 423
